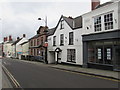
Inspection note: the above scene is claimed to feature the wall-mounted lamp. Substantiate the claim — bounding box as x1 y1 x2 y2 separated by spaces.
114 19 117 23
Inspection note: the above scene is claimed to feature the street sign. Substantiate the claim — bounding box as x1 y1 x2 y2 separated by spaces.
44 42 48 47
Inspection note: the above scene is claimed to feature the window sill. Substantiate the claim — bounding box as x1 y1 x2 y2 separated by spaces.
67 61 76 63
53 45 56 46
68 44 74 45
60 28 64 30
60 44 64 46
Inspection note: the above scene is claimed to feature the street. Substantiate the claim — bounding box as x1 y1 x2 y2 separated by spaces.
2 58 119 88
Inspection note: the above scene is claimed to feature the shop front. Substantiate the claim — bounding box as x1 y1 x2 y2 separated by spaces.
82 30 120 71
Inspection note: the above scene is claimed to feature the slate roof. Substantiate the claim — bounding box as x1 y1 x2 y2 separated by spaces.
62 16 73 29
20 41 29 45
63 16 82 29
96 1 114 9
63 16 83 29
11 38 22 45
47 15 83 36
29 34 40 40
47 27 56 36
73 16 82 29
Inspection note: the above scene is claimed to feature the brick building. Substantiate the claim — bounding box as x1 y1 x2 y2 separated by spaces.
29 26 48 62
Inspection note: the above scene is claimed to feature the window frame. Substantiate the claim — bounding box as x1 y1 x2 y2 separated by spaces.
69 32 74 45
67 49 76 63
94 16 102 32
104 12 113 30
53 36 56 46
60 20 64 29
60 34 64 46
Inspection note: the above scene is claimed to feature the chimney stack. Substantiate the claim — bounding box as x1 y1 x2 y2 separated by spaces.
9 35 12 41
17 37 20 40
23 34 26 38
91 0 100 10
68 16 73 19
3 37 6 42
6 37 8 41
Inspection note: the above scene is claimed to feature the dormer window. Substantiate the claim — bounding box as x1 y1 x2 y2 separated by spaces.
60 20 64 29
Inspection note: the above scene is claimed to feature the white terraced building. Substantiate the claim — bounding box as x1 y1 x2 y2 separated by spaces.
47 0 120 71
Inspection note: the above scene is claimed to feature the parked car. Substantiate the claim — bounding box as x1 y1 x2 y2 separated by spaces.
34 56 44 62
21 55 26 60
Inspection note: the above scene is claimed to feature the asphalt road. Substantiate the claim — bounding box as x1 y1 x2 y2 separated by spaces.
2 58 119 88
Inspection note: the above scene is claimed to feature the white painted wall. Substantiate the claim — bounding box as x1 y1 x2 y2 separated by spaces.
118 1 120 29
21 42 29 56
48 19 83 65
3 42 13 57
82 1 119 35
16 37 28 59
48 1 120 65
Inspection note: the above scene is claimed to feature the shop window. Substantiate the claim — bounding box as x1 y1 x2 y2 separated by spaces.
96 48 103 64
88 41 113 65
104 47 112 64
88 42 96 63
97 48 102 60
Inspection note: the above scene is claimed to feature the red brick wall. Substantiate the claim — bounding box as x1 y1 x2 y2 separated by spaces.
91 0 100 10
29 26 47 56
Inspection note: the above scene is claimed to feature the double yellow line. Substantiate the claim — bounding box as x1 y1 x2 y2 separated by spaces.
2 65 21 88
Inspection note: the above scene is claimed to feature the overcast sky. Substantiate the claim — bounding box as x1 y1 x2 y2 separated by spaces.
0 0 110 42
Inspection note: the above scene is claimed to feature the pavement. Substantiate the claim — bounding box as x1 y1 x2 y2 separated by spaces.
49 64 120 80
2 70 13 88
1 58 13 89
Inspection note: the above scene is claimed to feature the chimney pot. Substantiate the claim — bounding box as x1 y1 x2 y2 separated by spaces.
91 0 100 10
17 37 20 40
68 16 73 19
9 35 12 41
23 34 26 38
6 37 8 41
3 37 6 42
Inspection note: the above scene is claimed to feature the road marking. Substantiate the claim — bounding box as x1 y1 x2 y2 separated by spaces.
5 58 120 83
2 65 22 88
53 68 120 82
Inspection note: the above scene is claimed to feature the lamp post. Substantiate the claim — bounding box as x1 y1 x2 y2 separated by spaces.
38 16 48 64
38 16 47 27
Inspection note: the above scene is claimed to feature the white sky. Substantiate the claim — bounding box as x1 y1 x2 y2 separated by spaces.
0 0 111 42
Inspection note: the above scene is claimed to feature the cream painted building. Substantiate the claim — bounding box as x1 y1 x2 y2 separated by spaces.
11 34 28 59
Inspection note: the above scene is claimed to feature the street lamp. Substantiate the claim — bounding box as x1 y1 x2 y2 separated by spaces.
38 16 47 27
38 16 48 64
